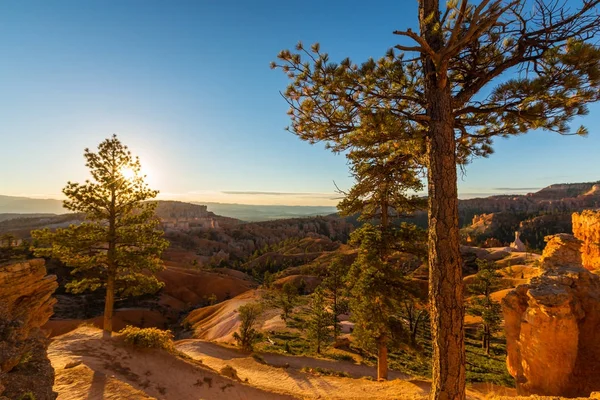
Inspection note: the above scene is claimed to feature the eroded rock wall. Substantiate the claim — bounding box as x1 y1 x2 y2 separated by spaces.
572 210 600 271
0 259 58 400
503 234 600 397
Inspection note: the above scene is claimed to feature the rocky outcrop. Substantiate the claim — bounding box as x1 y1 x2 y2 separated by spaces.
502 234 600 397
538 233 583 269
0 259 58 400
572 210 600 271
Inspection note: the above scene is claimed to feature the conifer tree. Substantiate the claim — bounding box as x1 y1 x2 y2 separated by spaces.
32 135 168 338
277 282 299 320
467 259 502 355
307 286 331 354
347 224 405 381
233 302 263 351
321 256 348 340
274 2 600 397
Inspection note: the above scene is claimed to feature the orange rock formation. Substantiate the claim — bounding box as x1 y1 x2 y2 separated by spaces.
503 234 600 397
0 259 58 400
572 210 600 271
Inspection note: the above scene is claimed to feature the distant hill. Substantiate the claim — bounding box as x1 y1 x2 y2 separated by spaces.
2 181 599 224
0 195 65 214
199 202 338 222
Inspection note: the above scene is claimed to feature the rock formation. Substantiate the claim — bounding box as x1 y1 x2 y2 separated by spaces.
502 234 600 397
572 210 600 271
0 259 58 400
510 231 526 252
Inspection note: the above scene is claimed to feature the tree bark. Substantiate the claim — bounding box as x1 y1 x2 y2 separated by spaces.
103 271 115 338
377 335 389 381
104 157 117 339
420 1 466 398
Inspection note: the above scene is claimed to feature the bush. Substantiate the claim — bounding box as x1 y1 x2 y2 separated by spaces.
119 326 173 351
233 302 263 351
220 365 239 380
300 366 350 378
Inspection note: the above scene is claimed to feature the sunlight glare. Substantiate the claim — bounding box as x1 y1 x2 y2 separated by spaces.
120 166 136 180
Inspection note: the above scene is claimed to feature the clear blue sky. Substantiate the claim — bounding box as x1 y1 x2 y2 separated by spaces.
1 0 599 205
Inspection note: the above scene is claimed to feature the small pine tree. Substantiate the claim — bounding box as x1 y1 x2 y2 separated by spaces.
262 271 274 288
32 135 168 338
467 259 503 355
207 293 218 306
278 282 298 320
233 302 263 351
307 286 331 354
322 256 348 340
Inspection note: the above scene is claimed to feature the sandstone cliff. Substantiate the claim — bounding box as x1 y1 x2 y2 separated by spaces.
0 259 58 400
502 234 600 397
573 210 600 271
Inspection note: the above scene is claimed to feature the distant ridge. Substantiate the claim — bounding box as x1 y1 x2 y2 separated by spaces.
0 195 66 214
2 182 598 222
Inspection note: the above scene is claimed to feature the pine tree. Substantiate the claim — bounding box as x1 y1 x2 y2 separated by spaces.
233 302 263 351
277 282 299 320
32 135 168 338
347 224 404 381
273 2 600 396
321 256 348 340
467 259 502 355
307 286 331 354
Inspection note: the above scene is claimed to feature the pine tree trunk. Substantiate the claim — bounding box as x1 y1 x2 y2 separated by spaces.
103 271 115 338
377 335 388 381
420 1 465 398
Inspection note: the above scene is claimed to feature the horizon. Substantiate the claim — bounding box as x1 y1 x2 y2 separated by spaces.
2 0 600 205
3 180 597 209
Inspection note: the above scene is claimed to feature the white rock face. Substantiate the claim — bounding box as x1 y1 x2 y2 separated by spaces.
510 231 526 252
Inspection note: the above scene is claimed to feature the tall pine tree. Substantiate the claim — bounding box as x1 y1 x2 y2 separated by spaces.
32 135 168 338
274 2 600 397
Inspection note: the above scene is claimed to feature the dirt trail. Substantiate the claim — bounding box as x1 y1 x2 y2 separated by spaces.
49 327 293 400
176 339 430 400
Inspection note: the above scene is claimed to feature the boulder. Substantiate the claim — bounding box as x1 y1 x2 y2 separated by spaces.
0 259 58 400
502 234 600 397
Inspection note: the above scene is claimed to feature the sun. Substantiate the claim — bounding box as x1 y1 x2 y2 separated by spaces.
120 166 136 180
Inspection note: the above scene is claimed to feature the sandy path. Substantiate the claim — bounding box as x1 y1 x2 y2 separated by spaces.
49 327 293 400
176 339 429 400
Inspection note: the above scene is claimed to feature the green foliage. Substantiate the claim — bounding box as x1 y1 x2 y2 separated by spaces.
347 224 405 353
262 270 274 288
321 256 348 339
31 136 169 333
207 293 218 306
120 326 174 351
277 282 299 320
306 287 331 354
31 136 168 295
467 259 503 355
233 302 263 351
17 392 36 400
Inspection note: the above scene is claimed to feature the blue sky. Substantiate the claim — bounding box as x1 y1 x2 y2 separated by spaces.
1 0 599 206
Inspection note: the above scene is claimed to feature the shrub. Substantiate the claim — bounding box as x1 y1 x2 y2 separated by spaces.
300 366 350 378
18 392 36 400
220 365 239 380
119 326 173 350
233 303 263 351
